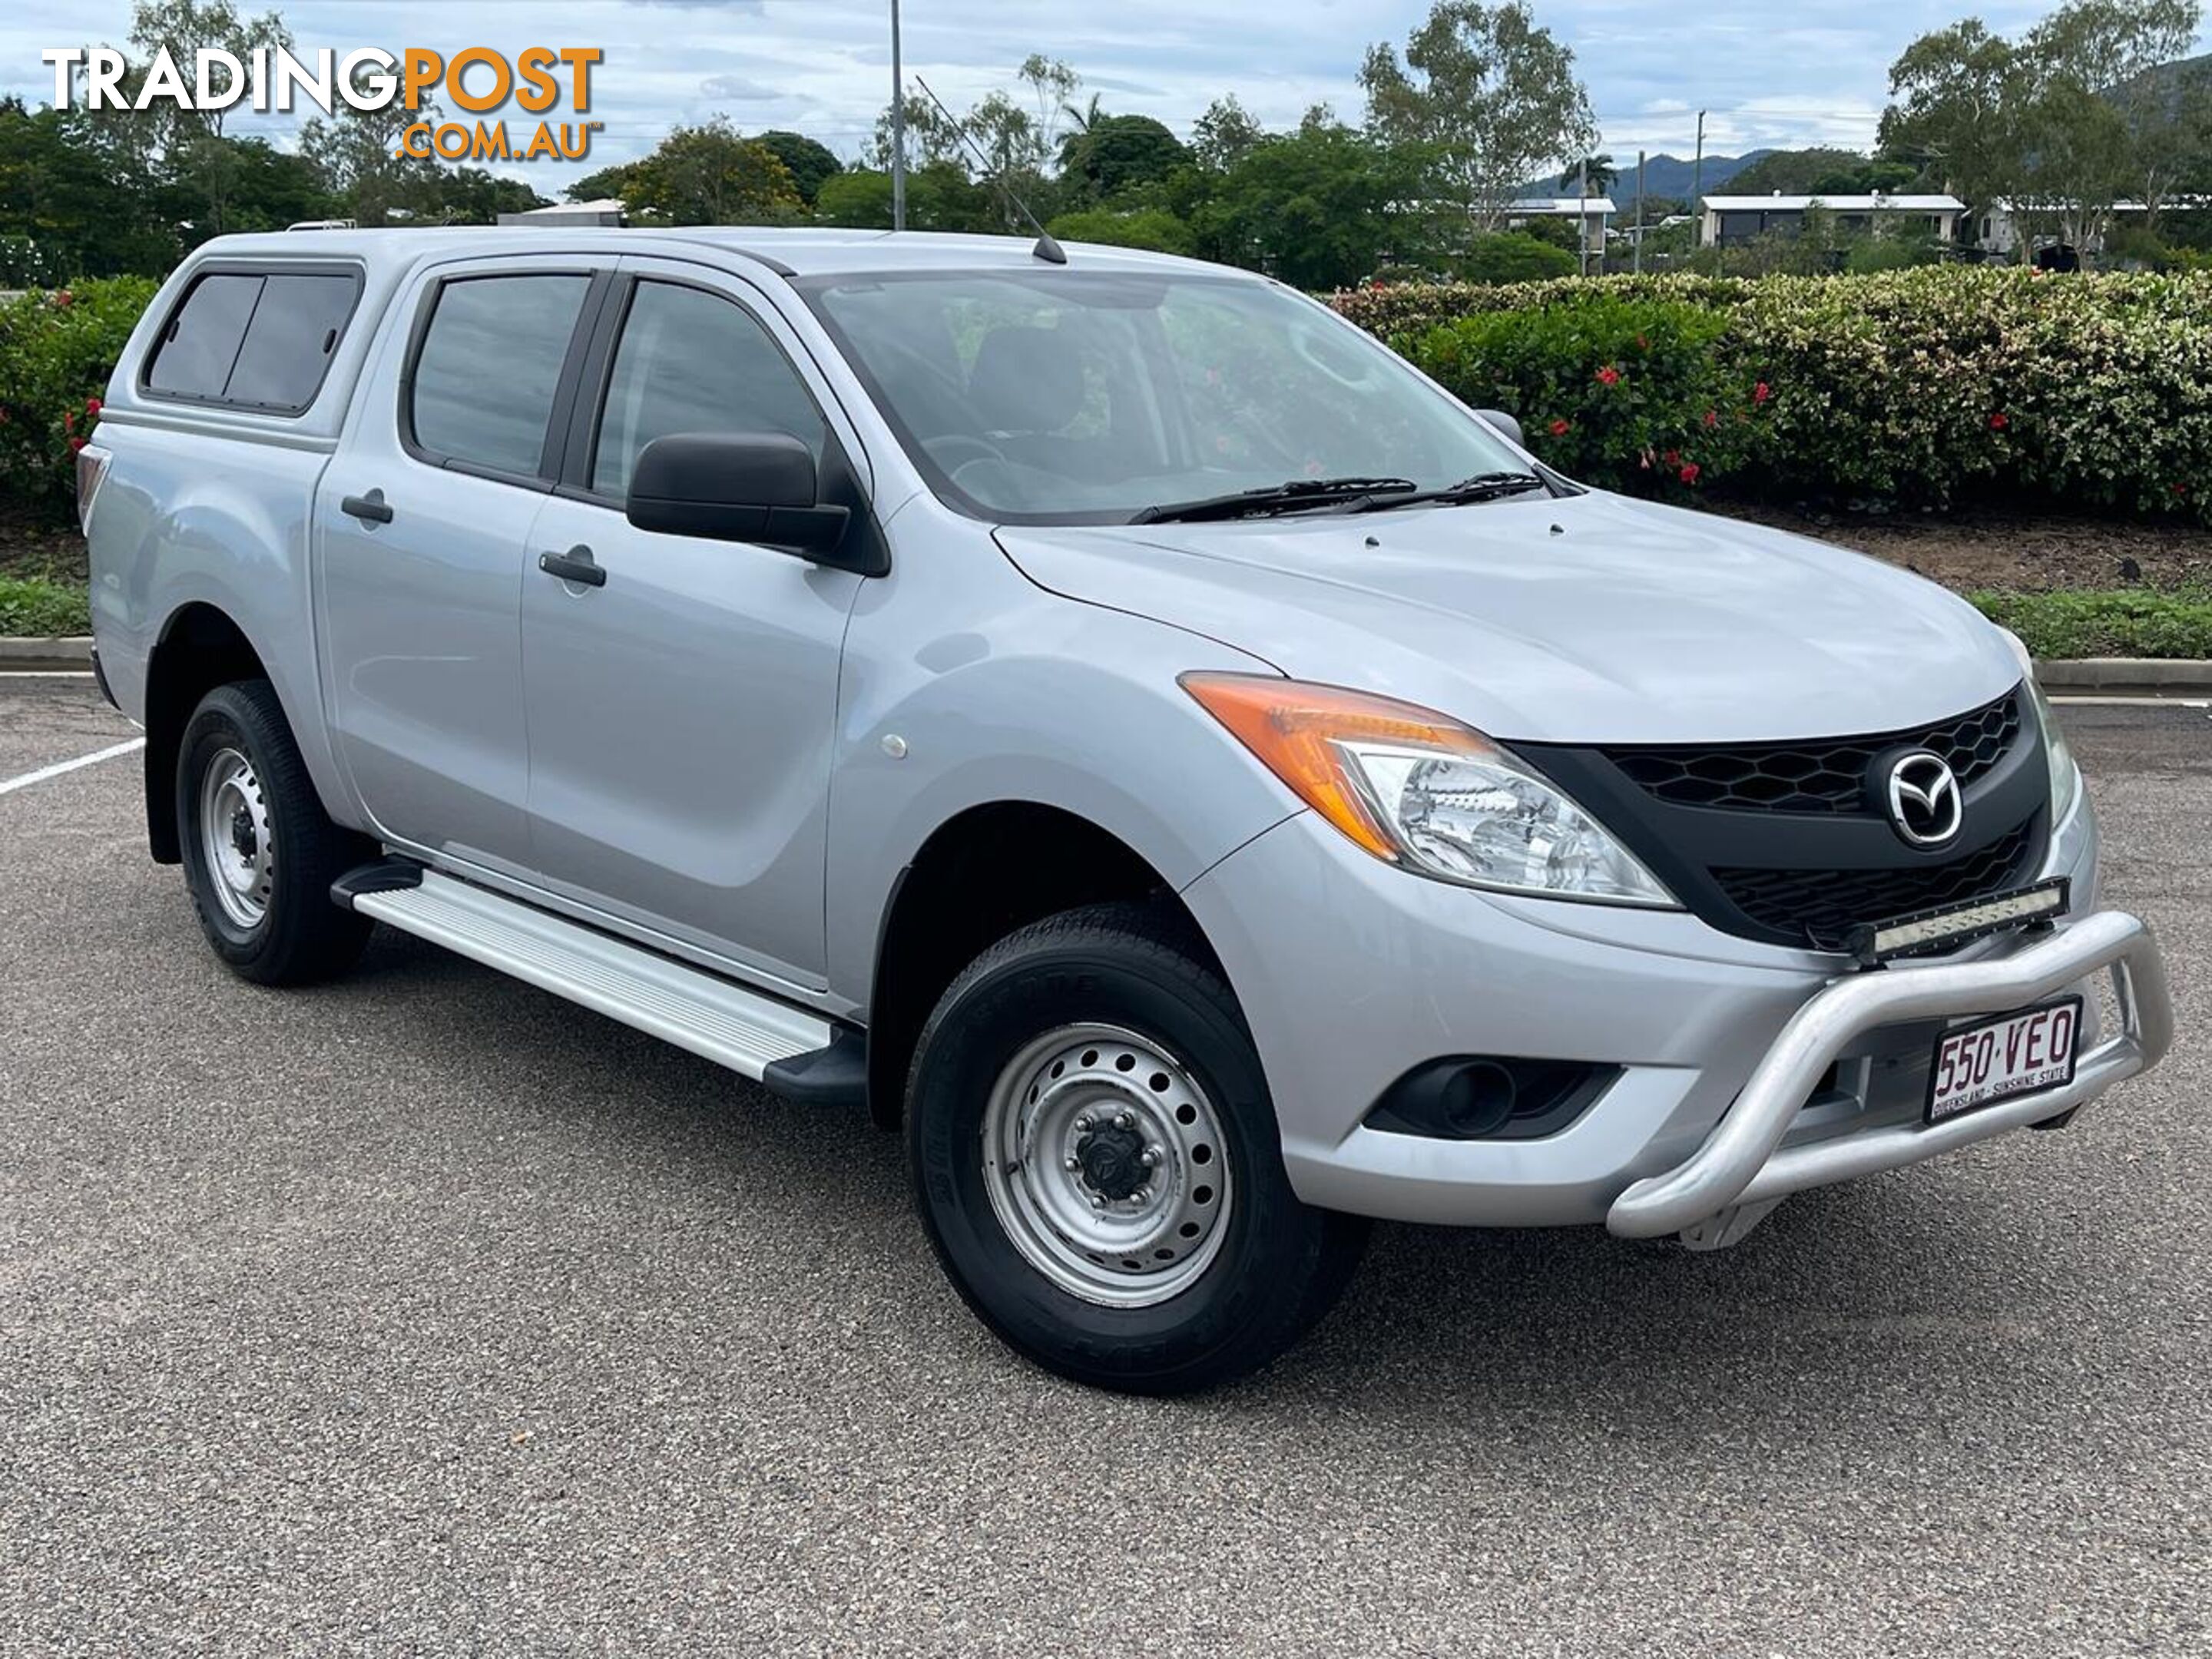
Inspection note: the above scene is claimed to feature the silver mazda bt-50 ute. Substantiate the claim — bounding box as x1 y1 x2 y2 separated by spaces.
82 227 2172 1392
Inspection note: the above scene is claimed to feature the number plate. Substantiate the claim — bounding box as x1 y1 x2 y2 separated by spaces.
1925 996 2084 1124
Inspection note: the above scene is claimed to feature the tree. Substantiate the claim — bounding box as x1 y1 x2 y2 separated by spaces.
1559 154 1614 194
605 119 803 224
1190 120 1424 289
0 96 178 276
1359 0 1597 228
1883 0 2202 257
1457 228 1576 281
1062 91 1108 136
1018 55 1081 155
424 167 547 224
81 0 294 236
816 162 994 233
298 65 445 225
1720 147 1879 197
753 131 842 204
1191 96 1267 172
1061 115 1190 201
1043 206 1194 253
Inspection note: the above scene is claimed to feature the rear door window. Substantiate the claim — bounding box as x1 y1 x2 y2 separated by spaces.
409 274 593 480
144 267 362 412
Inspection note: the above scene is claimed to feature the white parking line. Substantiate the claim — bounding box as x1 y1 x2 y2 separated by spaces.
0 737 146 797
2051 695 2210 709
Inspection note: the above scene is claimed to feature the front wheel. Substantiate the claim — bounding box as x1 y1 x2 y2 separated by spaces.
906 902 1367 1394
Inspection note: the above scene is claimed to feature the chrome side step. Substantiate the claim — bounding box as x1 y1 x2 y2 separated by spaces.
349 869 833 1081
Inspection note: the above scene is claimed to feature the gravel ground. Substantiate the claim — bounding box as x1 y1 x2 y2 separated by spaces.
0 680 2205 1657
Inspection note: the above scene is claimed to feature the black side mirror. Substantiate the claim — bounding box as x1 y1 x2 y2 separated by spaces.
1477 409 1525 449
626 432 852 560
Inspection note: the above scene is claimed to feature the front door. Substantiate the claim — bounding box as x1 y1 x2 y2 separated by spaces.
317 260 602 875
518 263 864 988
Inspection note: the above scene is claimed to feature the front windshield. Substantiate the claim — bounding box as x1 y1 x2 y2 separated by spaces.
797 268 1529 524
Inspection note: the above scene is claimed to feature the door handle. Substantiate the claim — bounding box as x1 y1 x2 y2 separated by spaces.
538 545 606 588
339 488 393 525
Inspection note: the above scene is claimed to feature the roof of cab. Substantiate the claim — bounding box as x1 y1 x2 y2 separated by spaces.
180 225 1245 281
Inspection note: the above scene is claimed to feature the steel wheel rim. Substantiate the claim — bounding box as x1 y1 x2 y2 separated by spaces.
980 1022 1235 1308
198 746 274 929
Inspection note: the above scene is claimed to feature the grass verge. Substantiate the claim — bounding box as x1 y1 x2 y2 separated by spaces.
1969 588 2212 661
0 576 91 637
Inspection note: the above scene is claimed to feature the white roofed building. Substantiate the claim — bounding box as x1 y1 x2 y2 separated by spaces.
1698 193 1965 248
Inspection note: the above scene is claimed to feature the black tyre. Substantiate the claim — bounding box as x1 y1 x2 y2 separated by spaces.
906 902 1368 1394
176 679 375 985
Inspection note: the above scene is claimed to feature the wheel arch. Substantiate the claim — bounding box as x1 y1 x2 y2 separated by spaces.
141 602 281 863
863 800 1224 1129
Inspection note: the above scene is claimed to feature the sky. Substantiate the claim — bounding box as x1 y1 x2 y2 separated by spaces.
0 0 2165 194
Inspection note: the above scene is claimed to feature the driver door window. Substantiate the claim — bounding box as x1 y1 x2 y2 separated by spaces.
591 280 825 498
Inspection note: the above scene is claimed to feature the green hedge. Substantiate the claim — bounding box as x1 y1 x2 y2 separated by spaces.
1337 268 2212 522
0 277 158 515
1969 587 2212 660
0 575 91 635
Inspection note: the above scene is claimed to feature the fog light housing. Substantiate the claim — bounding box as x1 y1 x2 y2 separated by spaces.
1363 1057 1619 1141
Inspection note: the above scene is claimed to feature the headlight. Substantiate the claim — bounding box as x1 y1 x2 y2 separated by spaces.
1999 629 2082 826
1181 673 1677 906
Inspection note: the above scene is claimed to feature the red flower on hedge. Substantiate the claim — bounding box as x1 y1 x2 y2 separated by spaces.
62 410 74 432
51 289 72 307
85 396 101 417
1989 412 2008 430
1753 381 1771 405
1702 408 1719 428
1548 418 1570 436
1596 365 1621 386
1679 462 1701 485
68 435 86 452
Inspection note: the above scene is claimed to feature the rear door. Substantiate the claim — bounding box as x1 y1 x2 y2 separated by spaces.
316 259 606 876
517 258 866 988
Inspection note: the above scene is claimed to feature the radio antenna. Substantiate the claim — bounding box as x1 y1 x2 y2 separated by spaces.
912 74 1068 264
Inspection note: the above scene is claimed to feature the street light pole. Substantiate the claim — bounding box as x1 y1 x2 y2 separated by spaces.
890 0 907 231
1691 109 1705 247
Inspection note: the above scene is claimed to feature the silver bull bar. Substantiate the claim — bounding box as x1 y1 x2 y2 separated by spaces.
1606 909 2173 1245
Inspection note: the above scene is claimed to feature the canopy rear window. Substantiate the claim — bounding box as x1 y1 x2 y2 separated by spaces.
143 267 362 414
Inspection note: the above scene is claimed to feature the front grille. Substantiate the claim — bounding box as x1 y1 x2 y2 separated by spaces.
1608 688 2023 814
1713 819 2041 947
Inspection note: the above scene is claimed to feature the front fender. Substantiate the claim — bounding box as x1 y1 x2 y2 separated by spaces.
822 562 1295 1010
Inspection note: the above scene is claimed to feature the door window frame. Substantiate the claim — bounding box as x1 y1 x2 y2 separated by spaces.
555 271 835 508
549 262 891 575
397 263 615 492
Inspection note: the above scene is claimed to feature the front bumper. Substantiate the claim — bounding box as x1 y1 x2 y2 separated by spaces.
1606 906 2170 1246
1179 793 2171 1239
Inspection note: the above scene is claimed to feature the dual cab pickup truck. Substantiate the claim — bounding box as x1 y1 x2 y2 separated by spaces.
83 227 2171 1392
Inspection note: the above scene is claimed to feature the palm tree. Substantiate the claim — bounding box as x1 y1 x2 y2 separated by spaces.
1560 154 1616 196
1062 91 1108 135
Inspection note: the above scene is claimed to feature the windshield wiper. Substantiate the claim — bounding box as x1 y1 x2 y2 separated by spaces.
1346 471 1552 513
1131 475 1418 525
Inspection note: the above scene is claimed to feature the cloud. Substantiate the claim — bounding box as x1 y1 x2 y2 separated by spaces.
3 0 2199 197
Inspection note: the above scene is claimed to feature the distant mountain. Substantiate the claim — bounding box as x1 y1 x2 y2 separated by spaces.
1529 150 1773 204
1618 150 1771 201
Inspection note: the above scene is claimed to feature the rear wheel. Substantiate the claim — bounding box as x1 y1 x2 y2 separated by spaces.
906 902 1367 1394
176 680 374 985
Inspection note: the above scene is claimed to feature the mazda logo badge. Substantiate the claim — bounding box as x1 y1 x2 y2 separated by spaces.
1885 751 1962 846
